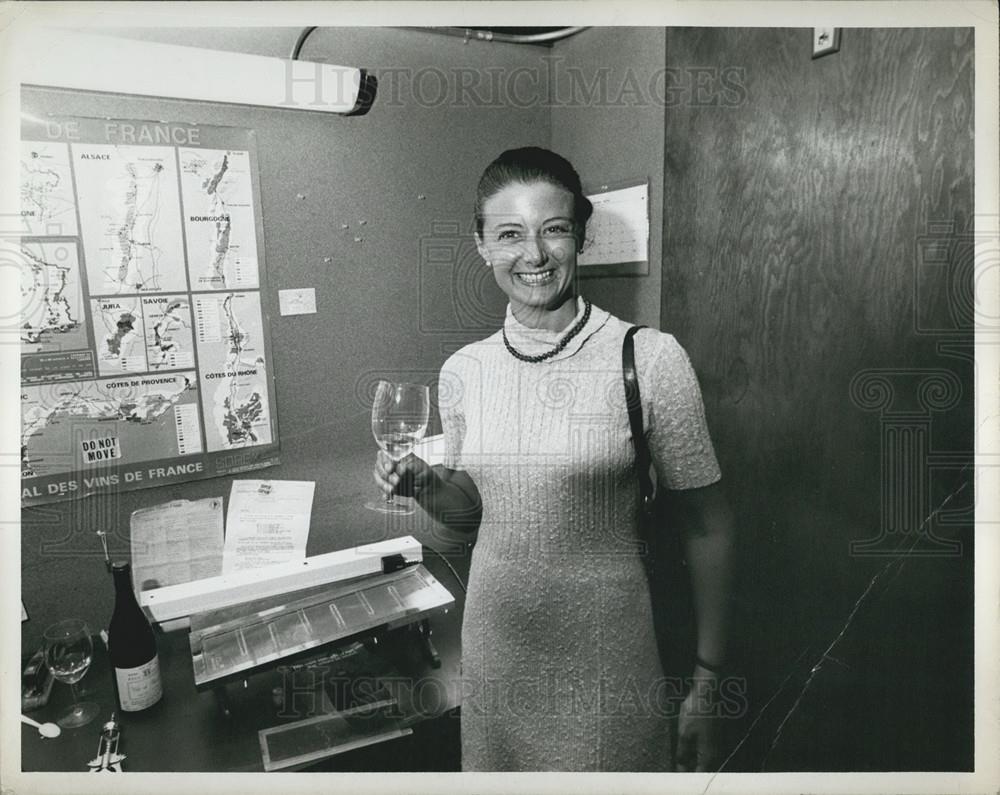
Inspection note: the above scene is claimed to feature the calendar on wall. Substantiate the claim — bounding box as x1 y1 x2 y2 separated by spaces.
577 180 649 277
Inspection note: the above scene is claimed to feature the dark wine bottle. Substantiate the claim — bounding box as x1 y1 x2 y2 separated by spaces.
108 561 162 711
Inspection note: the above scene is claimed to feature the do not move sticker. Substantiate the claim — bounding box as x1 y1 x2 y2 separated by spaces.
81 436 122 463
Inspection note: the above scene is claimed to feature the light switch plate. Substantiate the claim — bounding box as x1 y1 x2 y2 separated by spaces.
278 288 317 316
812 27 841 59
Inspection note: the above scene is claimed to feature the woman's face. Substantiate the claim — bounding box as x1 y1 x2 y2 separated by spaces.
476 180 579 317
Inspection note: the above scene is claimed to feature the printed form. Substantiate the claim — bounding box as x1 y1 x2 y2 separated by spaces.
130 497 225 591
222 479 315 573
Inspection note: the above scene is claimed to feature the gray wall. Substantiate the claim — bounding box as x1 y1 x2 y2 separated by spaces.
551 27 666 328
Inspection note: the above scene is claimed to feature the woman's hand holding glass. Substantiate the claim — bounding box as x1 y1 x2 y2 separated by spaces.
373 448 436 503
365 380 430 515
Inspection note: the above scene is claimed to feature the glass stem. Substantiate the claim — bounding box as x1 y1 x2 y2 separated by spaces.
70 680 80 705
386 492 395 505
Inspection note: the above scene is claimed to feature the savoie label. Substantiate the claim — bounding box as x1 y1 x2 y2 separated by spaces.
114 657 162 711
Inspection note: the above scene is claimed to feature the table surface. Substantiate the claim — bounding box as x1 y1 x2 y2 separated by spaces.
20 549 466 773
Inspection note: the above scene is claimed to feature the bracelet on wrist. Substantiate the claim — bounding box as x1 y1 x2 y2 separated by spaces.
694 655 725 675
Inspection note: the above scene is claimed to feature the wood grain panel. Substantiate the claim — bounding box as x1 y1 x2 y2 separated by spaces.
662 27 974 770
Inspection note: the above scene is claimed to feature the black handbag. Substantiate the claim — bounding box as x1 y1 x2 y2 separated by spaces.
622 326 696 680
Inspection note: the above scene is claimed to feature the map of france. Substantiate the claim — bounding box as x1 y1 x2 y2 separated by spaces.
19 117 278 504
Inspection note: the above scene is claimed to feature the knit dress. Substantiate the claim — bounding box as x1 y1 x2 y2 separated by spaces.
439 298 721 772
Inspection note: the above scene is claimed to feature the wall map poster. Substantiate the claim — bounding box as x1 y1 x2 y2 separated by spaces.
20 116 279 506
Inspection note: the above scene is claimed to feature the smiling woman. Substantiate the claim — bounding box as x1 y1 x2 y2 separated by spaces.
373 147 735 772
477 181 580 327
473 149 592 332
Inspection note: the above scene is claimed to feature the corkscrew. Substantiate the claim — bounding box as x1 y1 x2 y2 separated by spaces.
87 713 126 772
96 530 112 573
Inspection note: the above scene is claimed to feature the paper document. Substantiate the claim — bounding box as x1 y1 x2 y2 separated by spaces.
130 498 225 591
223 479 315 574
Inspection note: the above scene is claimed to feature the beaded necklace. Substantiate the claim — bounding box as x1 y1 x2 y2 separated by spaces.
502 300 592 363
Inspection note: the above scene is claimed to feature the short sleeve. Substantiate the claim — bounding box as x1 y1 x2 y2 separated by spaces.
643 333 721 490
438 356 467 470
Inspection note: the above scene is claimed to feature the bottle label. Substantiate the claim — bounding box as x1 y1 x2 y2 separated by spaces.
114 657 162 711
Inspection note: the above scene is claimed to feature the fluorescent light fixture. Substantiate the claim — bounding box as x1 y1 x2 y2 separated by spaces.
17 28 365 114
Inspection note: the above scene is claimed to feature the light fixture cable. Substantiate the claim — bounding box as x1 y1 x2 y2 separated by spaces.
291 26 318 60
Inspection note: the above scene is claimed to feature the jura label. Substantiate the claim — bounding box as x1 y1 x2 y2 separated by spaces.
114 657 162 711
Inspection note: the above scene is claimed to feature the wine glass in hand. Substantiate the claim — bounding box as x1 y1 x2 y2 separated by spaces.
366 380 430 515
43 618 100 728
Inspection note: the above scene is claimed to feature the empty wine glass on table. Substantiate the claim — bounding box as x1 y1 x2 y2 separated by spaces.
43 618 100 728
366 380 430 515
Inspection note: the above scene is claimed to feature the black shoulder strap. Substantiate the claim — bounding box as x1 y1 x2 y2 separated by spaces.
623 326 655 515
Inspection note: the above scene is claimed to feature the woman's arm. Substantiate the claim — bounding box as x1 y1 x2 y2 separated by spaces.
416 465 482 534
672 480 735 669
668 479 735 772
374 452 482 534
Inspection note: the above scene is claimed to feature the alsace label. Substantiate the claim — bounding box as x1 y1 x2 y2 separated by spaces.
114 657 163 711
